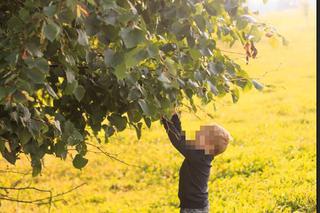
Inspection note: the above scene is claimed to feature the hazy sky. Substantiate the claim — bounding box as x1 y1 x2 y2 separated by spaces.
247 0 316 13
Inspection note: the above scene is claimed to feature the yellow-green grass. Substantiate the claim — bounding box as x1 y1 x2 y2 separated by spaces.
0 9 316 213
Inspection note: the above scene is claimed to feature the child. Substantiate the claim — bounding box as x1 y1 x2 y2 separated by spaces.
161 110 232 213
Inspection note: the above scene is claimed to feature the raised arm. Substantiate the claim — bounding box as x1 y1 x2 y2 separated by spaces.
161 113 187 157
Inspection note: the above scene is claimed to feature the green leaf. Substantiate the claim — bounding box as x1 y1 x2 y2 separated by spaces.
171 21 189 40
249 25 262 42
43 4 57 17
26 39 43 57
204 1 219 16
280 35 289 46
45 83 58 99
64 80 78 95
124 46 148 68
66 0 77 8
54 141 67 159
76 143 87 156
189 48 201 61
0 87 7 101
104 48 115 66
87 0 96 5
243 80 253 92
34 58 49 73
67 129 84 145
120 28 146 49
143 116 151 128
65 68 76 83
231 88 240 103
147 43 159 58
194 15 206 32
113 62 127 80
138 99 151 116
207 81 218 96
133 122 143 139
208 62 218 75
73 154 88 169
127 87 141 101
43 19 61 42
0 137 5 153
17 128 32 145
74 85 86 102
77 29 89 46
252 80 264 91
107 113 127 132
19 8 30 21
240 15 257 24
7 15 24 32
165 58 177 76
31 158 42 177
84 13 100 36
5 52 19 65
103 125 115 138
127 109 142 123
25 68 46 84
157 73 171 83
0 86 17 101
236 18 249 30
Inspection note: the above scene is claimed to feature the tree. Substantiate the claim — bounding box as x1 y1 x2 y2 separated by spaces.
0 0 286 176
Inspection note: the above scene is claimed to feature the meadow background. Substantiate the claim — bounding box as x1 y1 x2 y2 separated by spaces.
0 5 316 213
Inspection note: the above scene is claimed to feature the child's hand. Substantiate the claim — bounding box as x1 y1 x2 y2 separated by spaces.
170 107 177 115
160 106 179 120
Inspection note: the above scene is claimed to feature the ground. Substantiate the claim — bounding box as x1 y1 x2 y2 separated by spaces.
0 8 316 213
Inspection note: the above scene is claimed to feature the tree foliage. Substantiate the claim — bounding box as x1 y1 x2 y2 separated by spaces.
0 0 286 176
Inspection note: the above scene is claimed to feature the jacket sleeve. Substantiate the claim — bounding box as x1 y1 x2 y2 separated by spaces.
161 113 187 157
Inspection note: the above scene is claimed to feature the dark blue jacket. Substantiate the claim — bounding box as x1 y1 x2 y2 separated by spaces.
161 113 214 209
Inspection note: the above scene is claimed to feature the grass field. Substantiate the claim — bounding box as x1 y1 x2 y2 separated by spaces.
0 8 316 213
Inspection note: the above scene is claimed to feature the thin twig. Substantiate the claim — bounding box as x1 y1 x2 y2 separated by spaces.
180 102 202 120
220 49 246 56
0 183 86 205
0 169 31 175
0 186 51 193
86 142 143 169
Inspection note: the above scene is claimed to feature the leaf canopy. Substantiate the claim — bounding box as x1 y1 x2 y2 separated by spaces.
0 0 285 175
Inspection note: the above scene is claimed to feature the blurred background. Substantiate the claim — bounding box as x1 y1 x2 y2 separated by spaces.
247 0 316 14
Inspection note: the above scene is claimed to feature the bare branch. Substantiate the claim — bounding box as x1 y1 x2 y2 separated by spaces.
86 142 143 169
0 186 52 193
0 169 31 175
0 183 86 206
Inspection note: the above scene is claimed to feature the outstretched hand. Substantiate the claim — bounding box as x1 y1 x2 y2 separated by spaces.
160 106 179 120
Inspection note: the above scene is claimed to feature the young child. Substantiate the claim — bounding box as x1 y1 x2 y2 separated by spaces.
161 110 232 213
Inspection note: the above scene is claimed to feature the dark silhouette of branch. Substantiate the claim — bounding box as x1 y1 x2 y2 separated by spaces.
0 183 86 206
220 49 247 56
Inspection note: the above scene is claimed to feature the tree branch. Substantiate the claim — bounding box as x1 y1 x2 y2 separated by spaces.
86 142 143 169
0 183 86 206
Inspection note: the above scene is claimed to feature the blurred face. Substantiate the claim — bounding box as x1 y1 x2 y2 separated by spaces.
197 130 216 155
186 125 231 156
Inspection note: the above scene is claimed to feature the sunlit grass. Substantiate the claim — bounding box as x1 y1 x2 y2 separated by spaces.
0 9 316 213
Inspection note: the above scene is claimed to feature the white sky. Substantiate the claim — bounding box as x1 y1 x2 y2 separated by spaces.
247 0 315 13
